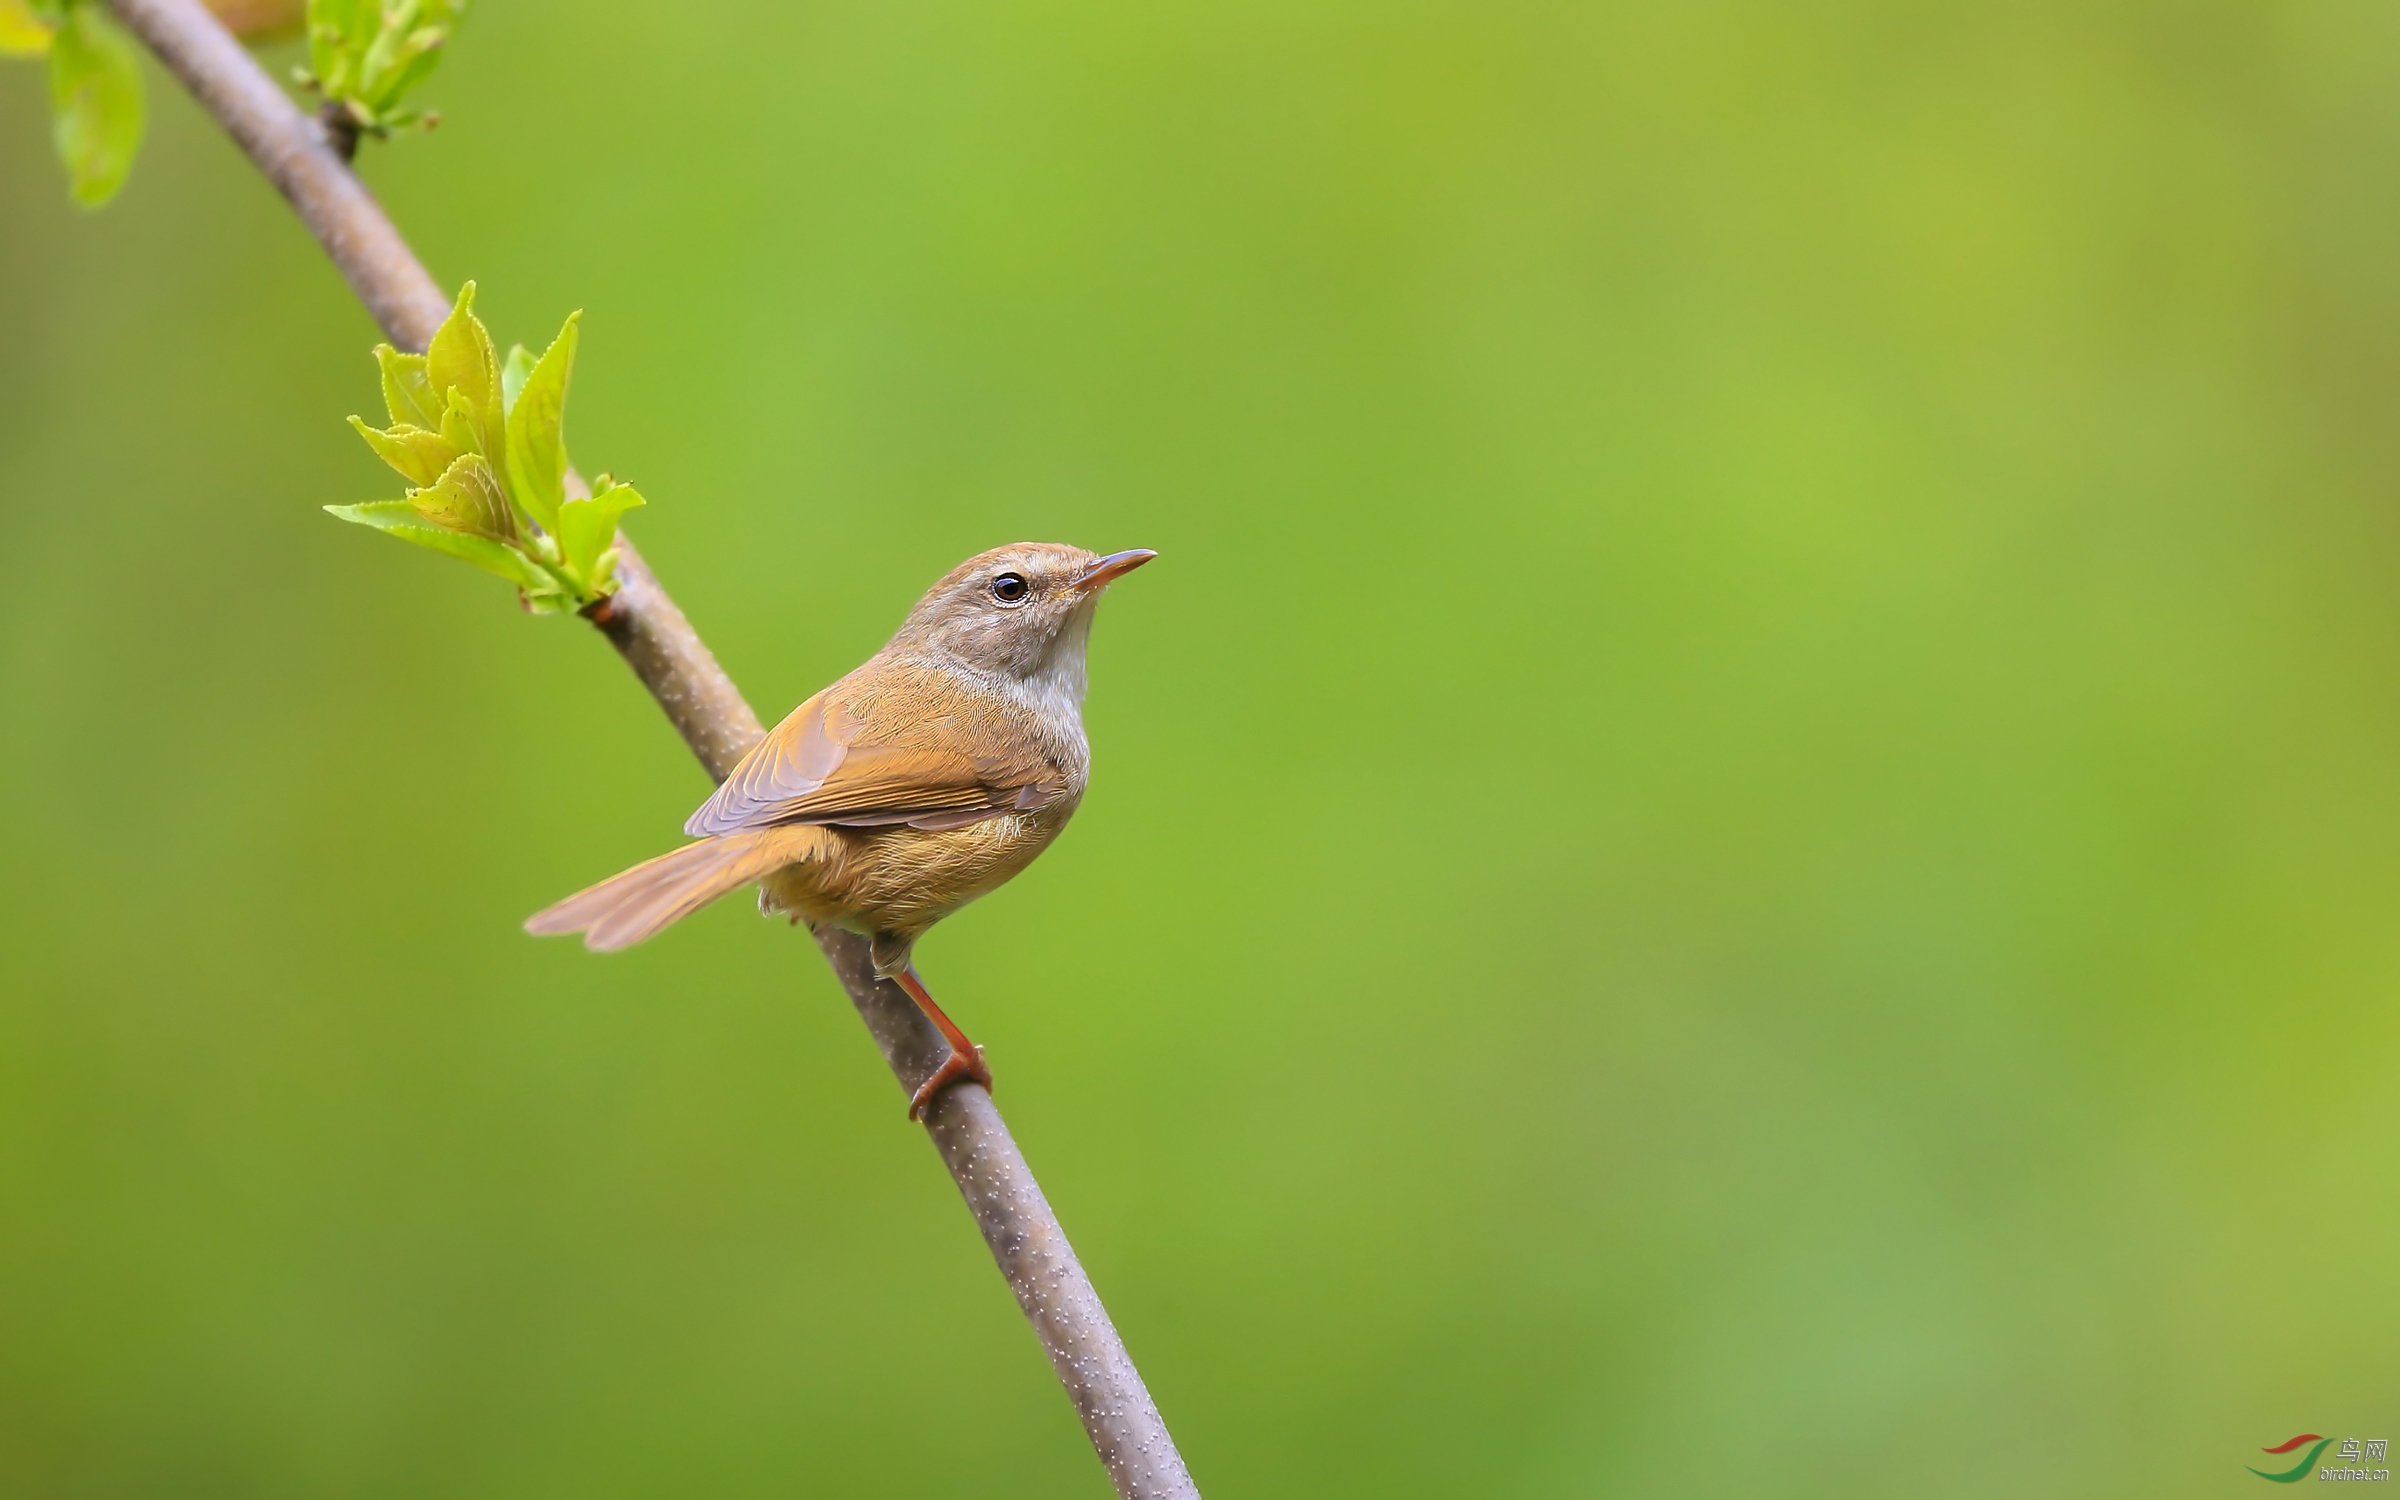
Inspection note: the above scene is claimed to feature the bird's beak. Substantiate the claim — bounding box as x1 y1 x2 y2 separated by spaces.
1076 549 1156 591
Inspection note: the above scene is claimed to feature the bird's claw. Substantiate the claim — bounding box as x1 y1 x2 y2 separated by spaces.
907 1043 993 1121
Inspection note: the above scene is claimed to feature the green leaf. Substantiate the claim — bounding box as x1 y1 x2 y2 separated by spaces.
407 451 515 542
0 0 52 55
439 386 482 458
503 310 579 535
303 0 463 145
374 344 439 428
352 0 414 88
369 19 448 113
308 0 374 91
348 415 458 488
556 480 643 593
501 343 534 415
426 282 504 460
48 4 143 209
325 500 552 592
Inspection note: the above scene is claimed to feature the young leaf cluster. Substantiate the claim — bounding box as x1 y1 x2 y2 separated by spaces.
329 284 644 614
298 0 464 140
1 0 146 209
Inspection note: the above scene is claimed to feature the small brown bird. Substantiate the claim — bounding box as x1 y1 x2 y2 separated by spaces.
527 542 1155 1117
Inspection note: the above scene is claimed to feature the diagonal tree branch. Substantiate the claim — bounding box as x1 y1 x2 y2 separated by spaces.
101 2 1198 1494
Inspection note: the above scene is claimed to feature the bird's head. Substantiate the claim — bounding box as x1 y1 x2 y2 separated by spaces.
893 542 1155 693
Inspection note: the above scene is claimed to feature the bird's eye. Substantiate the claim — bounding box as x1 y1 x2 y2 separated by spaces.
990 572 1030 605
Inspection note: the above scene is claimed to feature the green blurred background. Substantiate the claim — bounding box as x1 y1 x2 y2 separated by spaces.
5 1 2399 1494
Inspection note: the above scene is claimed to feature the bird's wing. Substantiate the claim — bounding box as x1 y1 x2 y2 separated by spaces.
684 669 1063 837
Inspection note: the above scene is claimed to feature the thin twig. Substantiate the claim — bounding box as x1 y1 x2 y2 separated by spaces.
104 2 1199 1493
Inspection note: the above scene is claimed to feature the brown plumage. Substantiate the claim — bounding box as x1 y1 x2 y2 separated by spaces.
527 541 1154 1115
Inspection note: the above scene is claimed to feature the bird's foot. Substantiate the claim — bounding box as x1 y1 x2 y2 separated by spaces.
907 1043 993 1121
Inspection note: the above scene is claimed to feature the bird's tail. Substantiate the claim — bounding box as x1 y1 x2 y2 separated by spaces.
525 827 817 952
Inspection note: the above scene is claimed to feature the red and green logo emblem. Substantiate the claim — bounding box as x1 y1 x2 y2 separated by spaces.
2251 1435 2332 1483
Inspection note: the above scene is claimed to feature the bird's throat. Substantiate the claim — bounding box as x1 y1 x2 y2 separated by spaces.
1019 603 1096 720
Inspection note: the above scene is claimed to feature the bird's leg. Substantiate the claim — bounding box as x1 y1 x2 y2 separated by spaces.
892 966 994 1120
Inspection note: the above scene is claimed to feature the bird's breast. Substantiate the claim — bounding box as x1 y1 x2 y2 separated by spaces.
763 792 1081 939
